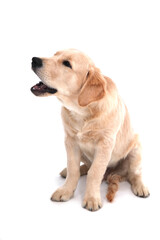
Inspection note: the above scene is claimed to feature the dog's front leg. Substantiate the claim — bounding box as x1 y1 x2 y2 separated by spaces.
51 136 81 202
83 139 115 211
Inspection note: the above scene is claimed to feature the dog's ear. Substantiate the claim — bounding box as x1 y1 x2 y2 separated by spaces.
78 68 106 107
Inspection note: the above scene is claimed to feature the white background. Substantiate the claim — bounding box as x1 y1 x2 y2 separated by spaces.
0 0 160 239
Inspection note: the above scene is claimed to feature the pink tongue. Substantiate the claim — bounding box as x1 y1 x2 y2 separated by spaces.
33 83 47 91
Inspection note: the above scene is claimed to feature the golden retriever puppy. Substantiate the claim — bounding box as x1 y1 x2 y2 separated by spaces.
31 49 150 211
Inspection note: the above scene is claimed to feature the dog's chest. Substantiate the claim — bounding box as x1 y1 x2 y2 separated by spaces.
73 125 95 161
68 112 96 162
77 134 95 162
76 128 96 162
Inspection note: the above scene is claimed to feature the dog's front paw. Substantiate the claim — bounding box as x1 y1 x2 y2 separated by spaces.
51 187 74 202
82 196 102 211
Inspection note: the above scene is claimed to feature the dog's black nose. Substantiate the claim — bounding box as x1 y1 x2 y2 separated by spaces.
32 57 43 68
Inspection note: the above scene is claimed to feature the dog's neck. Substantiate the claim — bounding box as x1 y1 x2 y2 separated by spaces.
57 94 86 112
57 94 109 123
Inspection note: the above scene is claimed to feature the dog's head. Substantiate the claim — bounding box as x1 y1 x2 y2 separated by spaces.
31 49 106 108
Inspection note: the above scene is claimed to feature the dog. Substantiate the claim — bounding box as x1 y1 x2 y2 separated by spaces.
31 49 150 211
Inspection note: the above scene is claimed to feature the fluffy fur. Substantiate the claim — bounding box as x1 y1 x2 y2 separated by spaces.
32 49 150 211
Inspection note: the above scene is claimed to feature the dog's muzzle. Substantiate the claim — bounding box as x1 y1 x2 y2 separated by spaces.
31 57 57 96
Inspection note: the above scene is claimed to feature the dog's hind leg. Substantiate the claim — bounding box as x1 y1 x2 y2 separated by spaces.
127 147 150 198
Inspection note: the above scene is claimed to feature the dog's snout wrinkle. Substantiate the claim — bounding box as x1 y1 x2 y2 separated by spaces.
32 57 43 68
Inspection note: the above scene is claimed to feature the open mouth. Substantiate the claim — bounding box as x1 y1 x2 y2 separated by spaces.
31 81 57 96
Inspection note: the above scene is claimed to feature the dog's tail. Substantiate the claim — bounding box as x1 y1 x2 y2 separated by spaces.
106 174 125 202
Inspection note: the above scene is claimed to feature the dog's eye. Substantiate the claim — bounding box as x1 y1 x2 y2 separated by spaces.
62 60 72 69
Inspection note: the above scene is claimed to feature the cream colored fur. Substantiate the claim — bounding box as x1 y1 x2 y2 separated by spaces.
33 49 149 211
